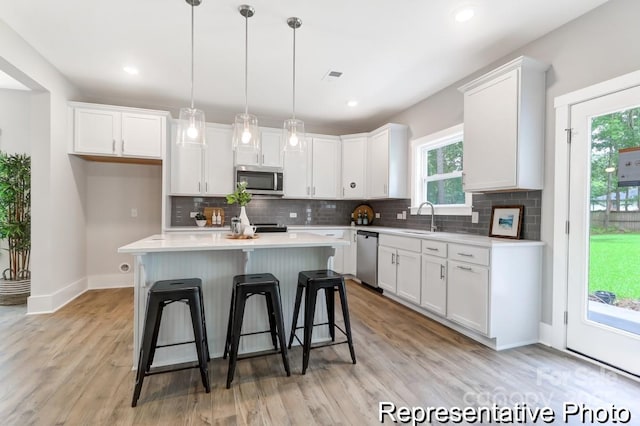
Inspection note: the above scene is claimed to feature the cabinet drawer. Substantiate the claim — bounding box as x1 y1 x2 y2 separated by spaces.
448 243 489 266
421 239 447 258
379 234 421 252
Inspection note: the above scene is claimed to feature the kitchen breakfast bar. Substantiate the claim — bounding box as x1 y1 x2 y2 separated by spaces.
118 232 349 368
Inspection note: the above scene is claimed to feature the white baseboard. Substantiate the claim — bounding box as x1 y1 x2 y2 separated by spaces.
88 273 133 289
27 276 88 314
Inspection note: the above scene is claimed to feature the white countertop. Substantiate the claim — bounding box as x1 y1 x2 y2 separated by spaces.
118 231 349 254
162 225 544 248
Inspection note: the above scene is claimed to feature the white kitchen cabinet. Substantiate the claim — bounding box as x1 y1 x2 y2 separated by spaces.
283 136 340 199
421 255 447 316
170 123 234 195
458 56 548 192
367 123 408 199
447 259 490 334
342 229 357 276
70 103 166 160
341 134 367 199
377 234 421 302
311 137 341 199
235 127 283 168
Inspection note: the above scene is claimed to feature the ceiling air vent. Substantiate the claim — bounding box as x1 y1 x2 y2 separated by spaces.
322 70 343 82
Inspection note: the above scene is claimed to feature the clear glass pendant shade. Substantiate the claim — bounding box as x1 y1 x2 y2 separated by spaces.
177 107 206 146
232 113 260 151
283 118 306 153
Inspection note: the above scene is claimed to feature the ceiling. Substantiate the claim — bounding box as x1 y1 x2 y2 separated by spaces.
1 0 609 133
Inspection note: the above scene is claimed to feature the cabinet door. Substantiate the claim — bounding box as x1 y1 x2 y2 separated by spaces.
260 129 284 168
395 249 421 304
283 148 310 198
121 113 163 158
463 69 519 191
170 125 204 195
421 255 447 315
447 260 489 334
74 108 120 155
377 246 397 293
204 126 234 195
312 137 340 198
342 230 357 275
368 129 389 198
341 137 367 198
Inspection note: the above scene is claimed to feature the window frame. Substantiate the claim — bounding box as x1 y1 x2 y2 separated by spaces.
409 123 472 216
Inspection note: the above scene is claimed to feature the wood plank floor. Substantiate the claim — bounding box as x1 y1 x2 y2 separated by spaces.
0 282 639 425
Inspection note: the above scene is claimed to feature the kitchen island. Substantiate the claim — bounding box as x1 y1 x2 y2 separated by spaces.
118 232 349 368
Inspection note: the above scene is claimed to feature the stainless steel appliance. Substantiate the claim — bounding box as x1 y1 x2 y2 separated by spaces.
253 223 288 233
356 230 380 291
235 166 284 195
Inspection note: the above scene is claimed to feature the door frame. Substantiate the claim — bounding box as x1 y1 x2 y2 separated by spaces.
551 69 640 350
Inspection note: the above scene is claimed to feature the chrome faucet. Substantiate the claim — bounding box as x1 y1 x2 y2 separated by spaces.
417 201 437 232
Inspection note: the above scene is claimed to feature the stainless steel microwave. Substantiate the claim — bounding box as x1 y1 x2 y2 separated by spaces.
235 166 284 195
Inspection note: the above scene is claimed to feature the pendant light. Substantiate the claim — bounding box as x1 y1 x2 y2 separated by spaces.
176 0 206 147
283 17 305 153
232 5 260 152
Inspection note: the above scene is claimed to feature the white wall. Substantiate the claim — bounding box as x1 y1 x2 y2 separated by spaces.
85 162 162 288
387 0 640 330
0 19 86 313
0 89 30 154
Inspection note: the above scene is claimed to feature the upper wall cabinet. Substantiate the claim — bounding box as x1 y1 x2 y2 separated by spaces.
367 123 408 199
341 134 367 199
458 56 548 192
283 135 341 199
170 123 234 196
69 102 168 162
235 127 284 168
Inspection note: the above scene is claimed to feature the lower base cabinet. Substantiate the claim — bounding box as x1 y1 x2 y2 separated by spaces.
446 260 489 334
377 235 421 302
420 255 447 316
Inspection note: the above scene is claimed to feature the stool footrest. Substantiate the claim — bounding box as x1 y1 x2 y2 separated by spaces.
155 340 196 349
144 361 202 377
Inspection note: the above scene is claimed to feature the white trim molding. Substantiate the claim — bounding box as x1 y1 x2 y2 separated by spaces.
27 276 88 314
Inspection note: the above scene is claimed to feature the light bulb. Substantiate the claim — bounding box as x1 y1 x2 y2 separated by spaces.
187 126 199 139
241 128 252 144
289 133 299 147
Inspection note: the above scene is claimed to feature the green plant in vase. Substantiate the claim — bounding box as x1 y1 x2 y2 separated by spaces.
0 152 31 305
226 181 252 227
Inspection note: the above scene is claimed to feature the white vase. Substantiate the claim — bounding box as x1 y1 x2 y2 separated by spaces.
239 205 250 230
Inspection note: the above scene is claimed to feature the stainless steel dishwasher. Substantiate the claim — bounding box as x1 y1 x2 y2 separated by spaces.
356 230 380 291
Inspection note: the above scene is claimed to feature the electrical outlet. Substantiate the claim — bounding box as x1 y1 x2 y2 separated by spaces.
289 212 297 218
375 212 380 219
471 211 479 223
130 208 138 218
402 211 407 220
190 212 198 218
396 213 403 219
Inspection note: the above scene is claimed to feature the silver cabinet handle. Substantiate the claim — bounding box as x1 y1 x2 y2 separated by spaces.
457 252 474 257
205 182 209 193
112 139 116 153
122 139 125 152
343 187 345 197
440 264 445 280
306 186 310 195
353 234 356 243
396 254 400 265
256 153 260 164
426 247 439 252
457 265 473 271
312 187 316 196
262 154 265 164
198 182 201 192
391 253 395 264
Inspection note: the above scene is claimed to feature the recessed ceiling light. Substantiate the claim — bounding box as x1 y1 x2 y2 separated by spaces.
347 100 358 107
455 7 475 23
123 66 139 75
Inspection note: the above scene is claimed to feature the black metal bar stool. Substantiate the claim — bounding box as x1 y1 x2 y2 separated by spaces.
223 273 290 388
131 278 210 407
288 269 356 374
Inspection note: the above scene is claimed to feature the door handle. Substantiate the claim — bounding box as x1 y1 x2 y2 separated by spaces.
198 182 201 192
122 139 125 152
457 265 473 272
457 252 474 257
440 264 445 280
396 254 400 265
426 247 439 252
112 139 116 153
391 253 395 264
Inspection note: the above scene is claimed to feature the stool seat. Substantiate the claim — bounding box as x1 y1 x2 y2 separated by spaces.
224 273 290 388
288 269 356 374
131 278 210 407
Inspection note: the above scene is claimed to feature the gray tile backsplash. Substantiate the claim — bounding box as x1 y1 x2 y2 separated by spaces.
171 191 542 240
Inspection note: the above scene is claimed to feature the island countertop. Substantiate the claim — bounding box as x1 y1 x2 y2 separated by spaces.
118 231 349 254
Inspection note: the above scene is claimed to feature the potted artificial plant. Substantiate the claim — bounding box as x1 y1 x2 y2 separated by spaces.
0 152 31 305
226 181 252 227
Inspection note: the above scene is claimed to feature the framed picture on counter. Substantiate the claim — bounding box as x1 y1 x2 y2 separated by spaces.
489 205 524 239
